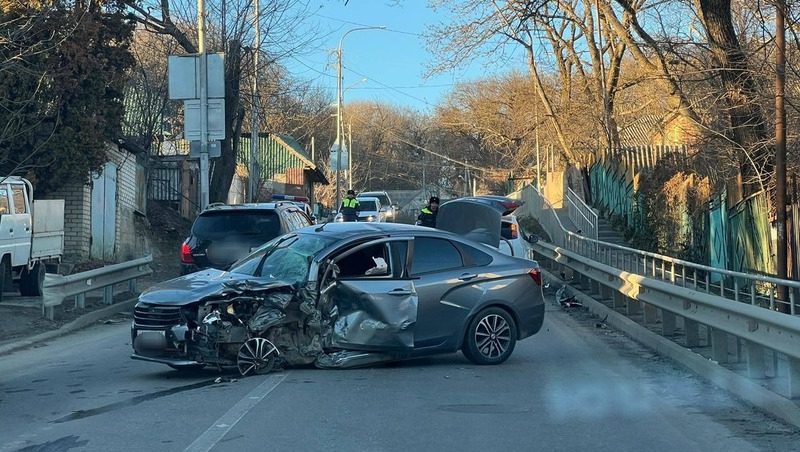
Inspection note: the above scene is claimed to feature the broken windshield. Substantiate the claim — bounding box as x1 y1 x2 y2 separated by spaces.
228 233 336 283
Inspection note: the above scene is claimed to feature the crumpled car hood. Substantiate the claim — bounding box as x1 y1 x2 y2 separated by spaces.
138 269 290 306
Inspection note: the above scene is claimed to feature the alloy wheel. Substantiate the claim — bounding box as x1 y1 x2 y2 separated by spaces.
237 337 279 376
474 314 512 359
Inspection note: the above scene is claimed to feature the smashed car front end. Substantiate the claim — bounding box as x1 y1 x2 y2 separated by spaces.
131 279 315 372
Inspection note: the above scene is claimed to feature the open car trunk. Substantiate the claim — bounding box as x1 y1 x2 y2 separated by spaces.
437 196 523 248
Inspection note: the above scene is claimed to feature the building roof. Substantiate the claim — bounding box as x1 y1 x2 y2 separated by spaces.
617 115 664 147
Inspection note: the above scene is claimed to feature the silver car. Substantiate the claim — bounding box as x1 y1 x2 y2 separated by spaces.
131 222 544 375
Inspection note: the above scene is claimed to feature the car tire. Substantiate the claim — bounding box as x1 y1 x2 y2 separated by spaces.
20 262 45 297
462 307 517 365
0 258 8 303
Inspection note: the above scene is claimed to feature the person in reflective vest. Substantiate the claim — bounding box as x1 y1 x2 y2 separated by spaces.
416 196 439 228
340 190 360 222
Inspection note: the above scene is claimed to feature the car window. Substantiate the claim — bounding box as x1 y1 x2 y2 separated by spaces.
501 220 518 240
11 186 27 214
283 211 301 231
336 243 391 278
411 237 463 275
458 243 493 267
358 200 378 211
0 187 9 215
193 210 280 241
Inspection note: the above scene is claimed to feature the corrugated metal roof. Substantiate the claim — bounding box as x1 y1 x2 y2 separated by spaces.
617 115 664 147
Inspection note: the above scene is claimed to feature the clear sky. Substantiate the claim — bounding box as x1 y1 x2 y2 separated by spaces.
284 0 512 113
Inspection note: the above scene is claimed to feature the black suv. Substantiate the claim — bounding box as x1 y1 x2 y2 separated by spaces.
180 203 313 275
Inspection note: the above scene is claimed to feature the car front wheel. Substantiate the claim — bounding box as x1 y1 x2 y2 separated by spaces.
462 307 517 365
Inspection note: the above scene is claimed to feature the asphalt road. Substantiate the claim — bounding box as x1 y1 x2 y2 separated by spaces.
1 304 797 452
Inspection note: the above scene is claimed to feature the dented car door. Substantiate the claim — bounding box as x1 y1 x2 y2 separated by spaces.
325 237 417 351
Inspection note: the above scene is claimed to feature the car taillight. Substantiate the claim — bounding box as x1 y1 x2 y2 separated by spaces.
528 267 542 286
181 242 193 264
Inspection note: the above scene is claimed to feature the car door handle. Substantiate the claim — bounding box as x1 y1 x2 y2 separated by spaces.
458 273 479 281
387 288 414 296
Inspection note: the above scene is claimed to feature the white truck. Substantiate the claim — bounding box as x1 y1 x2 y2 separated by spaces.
0 177 64 301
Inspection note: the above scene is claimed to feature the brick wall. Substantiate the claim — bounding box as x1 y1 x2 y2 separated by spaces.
39 144 143 262
40 182 91 261
105 144 143 260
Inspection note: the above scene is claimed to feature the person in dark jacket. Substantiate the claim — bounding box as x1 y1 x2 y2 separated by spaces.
416 196 439 228
339 189 360 222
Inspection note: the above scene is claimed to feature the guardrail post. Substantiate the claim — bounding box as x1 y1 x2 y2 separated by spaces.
598 284 611 301
626 297 641 316
711 328 729 364
745 341 766 379
612 291 626 309
643 303 658 324
75 293 85 309
129 279 137 293
103 285 114 305
661 310 676 336
590 279 601 296
684 318 700 347
788 357 800 398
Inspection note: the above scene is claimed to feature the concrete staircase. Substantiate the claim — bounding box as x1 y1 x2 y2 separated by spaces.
596 215 628 246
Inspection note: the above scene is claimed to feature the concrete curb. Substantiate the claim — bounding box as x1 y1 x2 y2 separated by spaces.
542 268 800 429
0 297 137 356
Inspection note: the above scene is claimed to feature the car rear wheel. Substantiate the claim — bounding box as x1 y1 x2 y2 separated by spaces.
20 262 45 297
0 258 8 303
462 307 517 365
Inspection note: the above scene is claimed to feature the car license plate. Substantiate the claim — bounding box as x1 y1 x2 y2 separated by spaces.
137 330 165 336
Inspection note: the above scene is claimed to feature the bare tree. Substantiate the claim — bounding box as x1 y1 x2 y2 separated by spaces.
125 0 321 202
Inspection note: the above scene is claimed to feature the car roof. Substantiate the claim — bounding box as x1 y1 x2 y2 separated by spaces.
200 202 297 214
356 196 380 202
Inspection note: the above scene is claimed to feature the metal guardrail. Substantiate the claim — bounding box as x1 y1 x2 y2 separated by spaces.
42 255 153 320
565 187 598 241
518 184 800 314
517 184 800 397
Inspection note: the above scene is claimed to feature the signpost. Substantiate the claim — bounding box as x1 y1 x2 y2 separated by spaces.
167 8 226 211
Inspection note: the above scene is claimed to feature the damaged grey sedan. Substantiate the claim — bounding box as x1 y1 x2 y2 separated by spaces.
131 222 545 375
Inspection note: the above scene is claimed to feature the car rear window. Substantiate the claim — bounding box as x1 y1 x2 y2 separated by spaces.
363 193 390 206
501 221 518 240
359 200 377 211
193 210 280 241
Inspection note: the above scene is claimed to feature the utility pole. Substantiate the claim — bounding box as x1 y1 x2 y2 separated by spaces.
336 45 343 210
776 0 788 301
348 122 353 190
536 114 541 191
334 27 385 211
198 0 209 209
421 151 426 197
464 161 468 197
248 0 260 203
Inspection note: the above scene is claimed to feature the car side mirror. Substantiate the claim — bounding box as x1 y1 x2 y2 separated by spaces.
379 207 388 212
525 234 540 244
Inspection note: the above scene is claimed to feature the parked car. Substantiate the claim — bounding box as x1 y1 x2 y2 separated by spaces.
355 196 386 222
271 195 316 223
180 202 313 275
132 221 545 375
332 197 384 223
0 177 64 301
358 191 397 221
437 195 535 259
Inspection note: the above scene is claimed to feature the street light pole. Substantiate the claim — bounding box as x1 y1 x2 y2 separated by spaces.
335 26 385 211
198 0 209 209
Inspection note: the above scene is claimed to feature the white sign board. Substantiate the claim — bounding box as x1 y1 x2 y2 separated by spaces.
184 98 226 141
329 142 349 171
168 53 226 100
189 140 222 158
